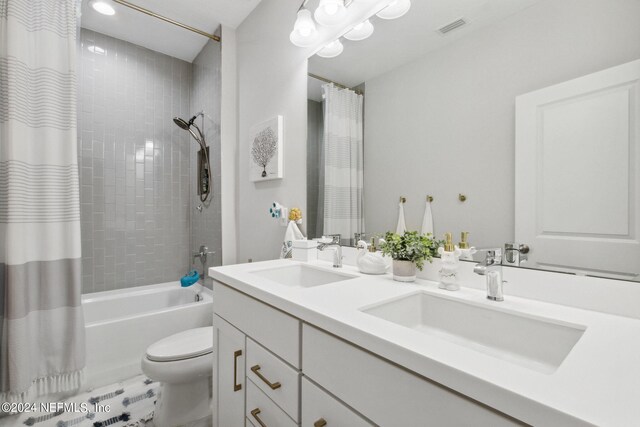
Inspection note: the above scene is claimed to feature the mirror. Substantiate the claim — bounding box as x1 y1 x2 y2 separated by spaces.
307 0 640 281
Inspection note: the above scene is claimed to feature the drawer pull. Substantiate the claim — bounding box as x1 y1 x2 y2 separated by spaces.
233 350 242 392
314 418 327 427
250 408 267 427
250 364 282 390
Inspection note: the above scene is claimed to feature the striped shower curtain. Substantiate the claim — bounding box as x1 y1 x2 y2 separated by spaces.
321 83 364 240
0 0 85 402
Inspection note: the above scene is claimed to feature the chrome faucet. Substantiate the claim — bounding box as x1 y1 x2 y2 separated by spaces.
193 245 215 282
473 248 505 301
317 236 343 268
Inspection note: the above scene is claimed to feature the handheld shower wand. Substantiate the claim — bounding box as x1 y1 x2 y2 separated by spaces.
173 114 211 202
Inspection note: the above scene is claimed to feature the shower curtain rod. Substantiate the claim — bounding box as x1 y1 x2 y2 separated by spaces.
112 0 221 42
308 73 363 95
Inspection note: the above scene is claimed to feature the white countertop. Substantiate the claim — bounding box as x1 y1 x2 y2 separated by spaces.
210 259 640 426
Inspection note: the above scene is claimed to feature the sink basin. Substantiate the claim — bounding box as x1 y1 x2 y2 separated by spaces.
361 292 585 374
250 264 357 288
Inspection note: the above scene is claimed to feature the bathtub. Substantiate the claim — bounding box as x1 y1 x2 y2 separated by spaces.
82 281 213 391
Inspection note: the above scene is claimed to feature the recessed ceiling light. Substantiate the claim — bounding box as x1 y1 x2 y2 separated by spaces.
92 1 115 16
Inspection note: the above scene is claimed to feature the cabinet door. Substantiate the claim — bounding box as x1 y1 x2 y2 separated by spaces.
302 378 373 427
215 315 246 427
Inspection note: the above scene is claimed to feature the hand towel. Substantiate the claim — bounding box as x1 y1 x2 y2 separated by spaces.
281 221 305 258
421 200 434 236
396 202 407 234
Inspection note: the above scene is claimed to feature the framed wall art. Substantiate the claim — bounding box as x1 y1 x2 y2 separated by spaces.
249 115 283 182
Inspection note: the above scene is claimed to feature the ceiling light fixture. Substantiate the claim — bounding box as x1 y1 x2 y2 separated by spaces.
343 19 374 41
290 9 319 47
314 0 348 26
92 1 116 16
316 39 344 58
376 0 411 20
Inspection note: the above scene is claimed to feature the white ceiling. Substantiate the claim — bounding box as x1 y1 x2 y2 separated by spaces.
80 0 262 62
308 0 540 88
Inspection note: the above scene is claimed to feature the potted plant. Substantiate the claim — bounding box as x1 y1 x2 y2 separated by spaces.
379 231 439 282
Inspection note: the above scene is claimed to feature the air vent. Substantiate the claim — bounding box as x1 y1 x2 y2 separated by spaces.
438 18 467 35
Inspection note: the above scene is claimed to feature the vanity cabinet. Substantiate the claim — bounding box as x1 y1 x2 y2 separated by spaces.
302 324 521 427
214 315 246 427
214 281 523 427
301 378 373 427
213 281 301 427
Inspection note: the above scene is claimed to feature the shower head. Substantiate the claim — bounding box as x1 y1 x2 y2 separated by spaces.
173 117 190 130
173 115 206 149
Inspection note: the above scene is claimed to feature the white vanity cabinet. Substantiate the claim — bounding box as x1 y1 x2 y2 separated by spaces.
213 281 523 427
213 281 302 427
301 378 373 427
214 315 246 427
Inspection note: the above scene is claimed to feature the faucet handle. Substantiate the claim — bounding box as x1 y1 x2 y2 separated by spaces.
476 248 503 264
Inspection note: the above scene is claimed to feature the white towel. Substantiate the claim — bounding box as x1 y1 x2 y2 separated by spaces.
281 221 305 258
421 200 434 236
396 202 407 234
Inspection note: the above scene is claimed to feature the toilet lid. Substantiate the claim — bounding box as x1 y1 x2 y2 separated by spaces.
146 326 214 362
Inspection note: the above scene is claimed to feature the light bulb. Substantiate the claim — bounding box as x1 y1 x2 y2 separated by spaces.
314 0 347 26
325 4 338 15
317 40 344 58
376 0 411 20
290 9 319 47
92 1 115 16
344 19 374 41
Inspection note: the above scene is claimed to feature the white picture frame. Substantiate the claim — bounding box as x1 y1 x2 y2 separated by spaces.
249 115 283 182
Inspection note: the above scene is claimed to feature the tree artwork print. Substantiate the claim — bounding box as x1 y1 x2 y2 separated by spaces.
249 116 283 181
251 127 277 177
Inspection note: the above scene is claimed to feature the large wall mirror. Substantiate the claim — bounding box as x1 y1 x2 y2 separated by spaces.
306 0 640 282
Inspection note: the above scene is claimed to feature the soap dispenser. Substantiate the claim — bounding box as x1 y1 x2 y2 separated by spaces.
457 231 477 261
356 239 389 275
438 232 462 291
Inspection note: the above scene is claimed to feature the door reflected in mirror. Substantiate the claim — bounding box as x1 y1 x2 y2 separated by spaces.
306 0 640 281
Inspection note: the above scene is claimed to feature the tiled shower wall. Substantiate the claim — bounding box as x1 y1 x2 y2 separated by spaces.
190 38 223 287
78 29 193 293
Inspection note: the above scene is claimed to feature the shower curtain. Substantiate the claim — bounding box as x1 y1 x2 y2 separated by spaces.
0 0 85 402
321 84 364 240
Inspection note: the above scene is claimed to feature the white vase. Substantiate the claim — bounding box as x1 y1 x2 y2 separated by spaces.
392 260 416 282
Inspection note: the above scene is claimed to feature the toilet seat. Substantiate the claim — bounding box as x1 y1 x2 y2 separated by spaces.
146 326 213 362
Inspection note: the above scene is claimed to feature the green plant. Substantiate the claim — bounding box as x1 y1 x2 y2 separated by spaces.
379 231 441 270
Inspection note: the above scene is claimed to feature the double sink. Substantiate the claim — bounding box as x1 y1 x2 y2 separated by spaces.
250 263 585 374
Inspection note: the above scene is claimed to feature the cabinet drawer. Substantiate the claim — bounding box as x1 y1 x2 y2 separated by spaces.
247 338 300 421
302 324 522 427
302 377 373 427
214 281 300 367
246 379 297 427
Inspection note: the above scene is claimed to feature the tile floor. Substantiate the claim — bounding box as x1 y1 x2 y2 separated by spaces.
5 376 158 427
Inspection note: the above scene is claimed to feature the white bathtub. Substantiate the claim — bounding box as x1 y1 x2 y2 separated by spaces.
82 282 213 391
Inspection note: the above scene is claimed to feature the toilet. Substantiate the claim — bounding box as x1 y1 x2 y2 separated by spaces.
141 326 214 427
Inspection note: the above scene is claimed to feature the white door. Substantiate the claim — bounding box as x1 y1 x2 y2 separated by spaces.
214 315 246 427
515 59 640 280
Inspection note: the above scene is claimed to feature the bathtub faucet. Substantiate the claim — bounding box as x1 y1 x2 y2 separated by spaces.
193 245 215 283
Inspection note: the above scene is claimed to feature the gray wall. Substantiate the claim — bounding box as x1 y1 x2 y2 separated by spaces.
364 0 640 248
236 0 309 262
78 29 193 293
190 38 223 286
306 99 323 238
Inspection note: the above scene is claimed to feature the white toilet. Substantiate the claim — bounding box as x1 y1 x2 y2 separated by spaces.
141 326 214 427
